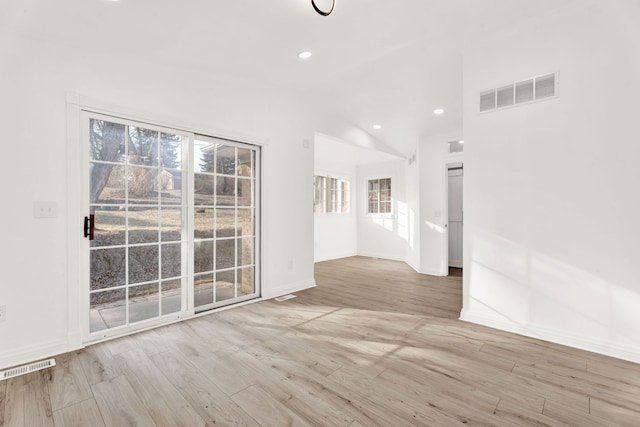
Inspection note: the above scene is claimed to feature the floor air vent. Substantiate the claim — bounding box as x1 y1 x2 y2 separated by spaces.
0 358 56 381
275 294 296 302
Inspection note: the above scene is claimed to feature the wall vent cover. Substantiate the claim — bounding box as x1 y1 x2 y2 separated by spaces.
480 72 557 112
448 140 464 153
0 358 56 381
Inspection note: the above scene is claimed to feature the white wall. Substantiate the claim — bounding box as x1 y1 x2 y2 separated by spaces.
404 150 421 272
462 1 640 362
0 36 316 368
356 160 407 260
314 138 358 262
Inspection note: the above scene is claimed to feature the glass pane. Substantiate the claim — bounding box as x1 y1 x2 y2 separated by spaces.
160 133 182 170
314 176 325 213
90 289 126 332
216 176 236 206
92 206 125 248
215 269 235 302
194 140 216 173
216 239 235 270
328 178 337 213
194 240 214 273
89 119 125 162
91 248 126 290
91 163 125 204
238 267 254 297
128 127 158 166
194 273 214 307
129 283 159 323
128 207 159 244
194 208 214 239
341 180 350 213
159 169 182 205
161 243 181 279
194 173 215 206
216 208 236 238
237 148 252 177
161 279 182 315
216 145 236 175
237 237 253 267
161 208 181 242
238 178 252 207
237 208 252 237
128 166 158 205
129 245 159 284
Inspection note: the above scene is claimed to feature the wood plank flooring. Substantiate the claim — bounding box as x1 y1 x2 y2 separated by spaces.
3 256 640 426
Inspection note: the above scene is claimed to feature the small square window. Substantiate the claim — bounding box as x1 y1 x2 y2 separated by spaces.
367 178 392 214
314 175 350 214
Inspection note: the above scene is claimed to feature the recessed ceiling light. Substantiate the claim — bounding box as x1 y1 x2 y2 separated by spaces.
373 124 382 130
434 108 444 115
459 140 464 144
298 51 312 59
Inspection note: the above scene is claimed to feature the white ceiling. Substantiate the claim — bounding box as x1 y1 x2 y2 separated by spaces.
1 0 579 156
315 132 402 167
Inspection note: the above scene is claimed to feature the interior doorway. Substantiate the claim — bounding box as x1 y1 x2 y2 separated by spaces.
447 164 463 274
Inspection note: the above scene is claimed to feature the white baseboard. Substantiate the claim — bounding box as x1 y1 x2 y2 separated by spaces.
0 338 73 371
357 251 405 262
262 279 317 300
406 260 421 274
406 261 443 277
314 252 358 263
460 309 640 365
419 266 446 276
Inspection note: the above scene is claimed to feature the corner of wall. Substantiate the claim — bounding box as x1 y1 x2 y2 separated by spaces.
261 279 316 300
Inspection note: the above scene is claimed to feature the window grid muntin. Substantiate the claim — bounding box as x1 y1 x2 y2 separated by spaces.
193 136 258 309
367 178 392 214
313 175 350 214
88 117 187 333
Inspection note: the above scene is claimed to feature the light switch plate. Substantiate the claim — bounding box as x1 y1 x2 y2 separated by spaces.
34 201 58 218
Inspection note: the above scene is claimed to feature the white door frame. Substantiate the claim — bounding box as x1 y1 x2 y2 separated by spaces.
443 155 464 277
66 94 263 346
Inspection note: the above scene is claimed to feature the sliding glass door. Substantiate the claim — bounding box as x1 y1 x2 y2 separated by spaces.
193 136 260 312
82 113 260 340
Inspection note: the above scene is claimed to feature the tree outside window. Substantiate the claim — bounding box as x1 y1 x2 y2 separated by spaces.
368 178 391 214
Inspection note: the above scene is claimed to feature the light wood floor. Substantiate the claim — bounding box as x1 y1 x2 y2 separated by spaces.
3 256 640 426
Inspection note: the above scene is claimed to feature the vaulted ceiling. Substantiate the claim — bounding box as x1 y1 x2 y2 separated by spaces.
1 0 579 155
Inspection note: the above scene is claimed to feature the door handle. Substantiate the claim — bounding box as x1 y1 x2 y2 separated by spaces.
84 214 95 240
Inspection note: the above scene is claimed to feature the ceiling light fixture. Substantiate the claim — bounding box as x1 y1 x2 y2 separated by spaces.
373 125 382 130
311 0 336 16
459 140 464 144
434 108 445 115
298 51 312 59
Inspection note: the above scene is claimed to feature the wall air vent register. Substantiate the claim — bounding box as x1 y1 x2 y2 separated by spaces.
480 72 557 112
